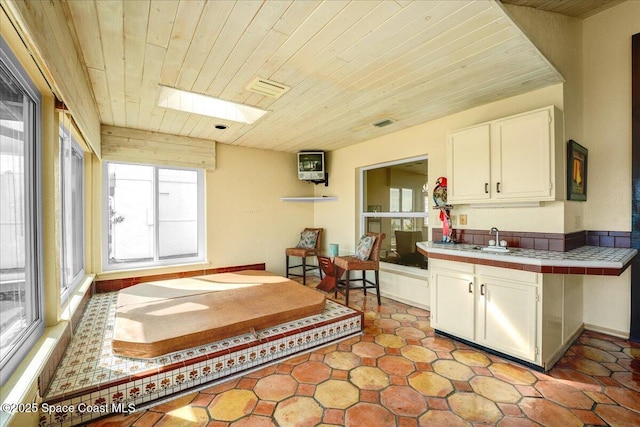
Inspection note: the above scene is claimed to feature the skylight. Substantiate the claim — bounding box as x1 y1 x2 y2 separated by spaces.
157 86 267 124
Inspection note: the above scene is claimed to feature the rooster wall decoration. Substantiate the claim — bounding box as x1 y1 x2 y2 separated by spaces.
433 176 453 242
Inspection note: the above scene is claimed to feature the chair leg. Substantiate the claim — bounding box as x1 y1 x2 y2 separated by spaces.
345 270 351 306
362 270 367 295
302 256 307 286
375 270 381 305
286 255 290 278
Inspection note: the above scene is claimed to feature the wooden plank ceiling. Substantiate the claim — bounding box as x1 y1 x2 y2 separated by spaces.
63 0 574 153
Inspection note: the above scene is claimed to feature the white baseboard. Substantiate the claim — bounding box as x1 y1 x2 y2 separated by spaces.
583 323 629 340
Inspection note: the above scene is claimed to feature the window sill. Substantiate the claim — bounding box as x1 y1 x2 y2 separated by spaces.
60 274 95 322
0 323 68 427
98 261 212 281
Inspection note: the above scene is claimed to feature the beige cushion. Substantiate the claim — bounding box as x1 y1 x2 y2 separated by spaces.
112 271 325 359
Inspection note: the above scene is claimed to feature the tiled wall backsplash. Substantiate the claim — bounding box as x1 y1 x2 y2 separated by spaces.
431 229 631 252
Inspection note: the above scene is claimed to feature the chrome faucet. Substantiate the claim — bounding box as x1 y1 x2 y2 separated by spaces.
490 227 499 246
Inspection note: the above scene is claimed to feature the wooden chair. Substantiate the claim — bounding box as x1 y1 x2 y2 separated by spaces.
333 232 386 306
285 228 323 286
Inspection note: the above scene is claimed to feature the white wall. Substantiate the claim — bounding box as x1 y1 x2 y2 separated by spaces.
581 1 640 336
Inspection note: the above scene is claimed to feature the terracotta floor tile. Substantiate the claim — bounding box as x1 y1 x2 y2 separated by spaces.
296 383 316 396
273 396 323 427
380 385 427 417
610 371 640 392
534 380 595 409
378 355 415 377
376 334 406 348
409 371 454 397
375 318 402 329
322 408 344 425
228 415 275 427
519 397 583 427
496 416 540 427
291 361 331 384
349 366 389 390
351 341 385 359
571 408 608 425
359 389 380 403
253 400 276 416
315 379 359 409
560 356 612 376
131 411 163 427
207 390 257 422
489 363 537 385
395 326 427 341
572 345 619 363
426 396 450 411
471 376 521 403
401 344 437 364
344 402 396 427
596 403 640 426
604 386 640 412
397 416 419 427
253 374 298 401
433 359 474 381
419 409 471 426
452 349 491 367
323 350 361 370
497 402 524 417
447 392 502 424
155 406 209 427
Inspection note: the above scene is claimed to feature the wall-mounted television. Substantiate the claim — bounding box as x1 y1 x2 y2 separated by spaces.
298 151 325 181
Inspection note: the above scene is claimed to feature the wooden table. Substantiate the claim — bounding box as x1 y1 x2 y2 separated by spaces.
316 253 344 292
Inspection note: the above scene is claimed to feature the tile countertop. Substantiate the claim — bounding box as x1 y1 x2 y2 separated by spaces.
417 241 638 276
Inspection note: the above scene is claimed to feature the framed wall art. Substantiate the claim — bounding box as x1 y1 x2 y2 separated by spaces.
567 139 588 201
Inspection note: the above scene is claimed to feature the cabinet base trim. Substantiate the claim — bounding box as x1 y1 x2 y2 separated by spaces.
434 329 545 372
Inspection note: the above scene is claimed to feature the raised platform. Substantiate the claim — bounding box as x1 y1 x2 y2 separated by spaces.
40 292 362 426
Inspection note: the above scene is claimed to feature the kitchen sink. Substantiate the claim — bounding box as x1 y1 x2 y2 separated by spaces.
480 246 510 253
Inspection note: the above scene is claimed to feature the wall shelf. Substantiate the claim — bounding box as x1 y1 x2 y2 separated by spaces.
281 196 338 202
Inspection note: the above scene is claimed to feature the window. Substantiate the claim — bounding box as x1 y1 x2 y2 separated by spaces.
103 162 204 270
0 37 44 385
60 121 84 302
361 157 428 269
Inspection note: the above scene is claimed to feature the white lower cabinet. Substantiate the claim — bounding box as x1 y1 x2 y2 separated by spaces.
430 259 582 371
475 272 538 363
430 264 475 341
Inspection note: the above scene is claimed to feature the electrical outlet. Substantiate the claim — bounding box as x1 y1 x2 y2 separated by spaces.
459 214 468 225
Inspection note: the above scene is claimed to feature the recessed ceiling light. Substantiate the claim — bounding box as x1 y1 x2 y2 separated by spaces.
214 124 228 130
157 85 267 124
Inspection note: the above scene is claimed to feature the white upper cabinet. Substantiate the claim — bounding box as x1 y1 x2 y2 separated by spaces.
447 124 491 202
447 106 563 204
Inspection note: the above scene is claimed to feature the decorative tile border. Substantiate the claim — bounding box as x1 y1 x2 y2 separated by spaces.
40 293 362 427
432 229 631 252
93 263 266 293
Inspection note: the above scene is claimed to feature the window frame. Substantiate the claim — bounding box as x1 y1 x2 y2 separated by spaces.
59 121 85 303
102 161 205 271
0 36 44 386
360 155 428 270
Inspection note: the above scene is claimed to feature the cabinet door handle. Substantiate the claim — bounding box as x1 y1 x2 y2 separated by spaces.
496 182 501 193
484 183 489 193
468 282 473 293
480 284 485 296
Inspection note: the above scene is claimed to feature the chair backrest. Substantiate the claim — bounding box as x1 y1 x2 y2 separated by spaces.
365 231 386 261
394 230 423 256
303 227 323 250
